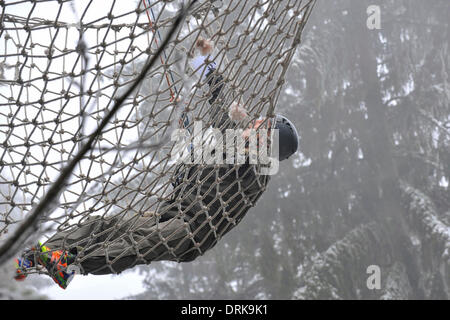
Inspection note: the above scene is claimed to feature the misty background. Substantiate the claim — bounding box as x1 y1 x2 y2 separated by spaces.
1 0 449 300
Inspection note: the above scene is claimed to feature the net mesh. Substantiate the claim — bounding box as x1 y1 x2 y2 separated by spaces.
0 0 315 276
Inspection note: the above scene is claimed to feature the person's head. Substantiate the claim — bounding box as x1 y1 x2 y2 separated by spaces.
242 114 299 162
274 114 299 161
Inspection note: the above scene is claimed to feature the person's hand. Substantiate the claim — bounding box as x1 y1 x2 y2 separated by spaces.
228 102 248 121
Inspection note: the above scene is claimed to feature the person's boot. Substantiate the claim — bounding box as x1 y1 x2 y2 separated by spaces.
36 242 76 289
14 242 76 289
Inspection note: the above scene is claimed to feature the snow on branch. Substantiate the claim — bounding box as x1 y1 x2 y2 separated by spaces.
294 223 390 300
400 181 450 262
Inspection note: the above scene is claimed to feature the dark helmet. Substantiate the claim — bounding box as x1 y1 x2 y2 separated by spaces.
274 115 299 161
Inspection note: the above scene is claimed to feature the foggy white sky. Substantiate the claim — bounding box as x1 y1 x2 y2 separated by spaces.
41 270 146 300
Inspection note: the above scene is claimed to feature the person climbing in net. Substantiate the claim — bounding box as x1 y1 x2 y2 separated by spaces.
13 38 300 289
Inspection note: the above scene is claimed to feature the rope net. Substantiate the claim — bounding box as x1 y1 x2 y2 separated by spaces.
0 0 315 278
